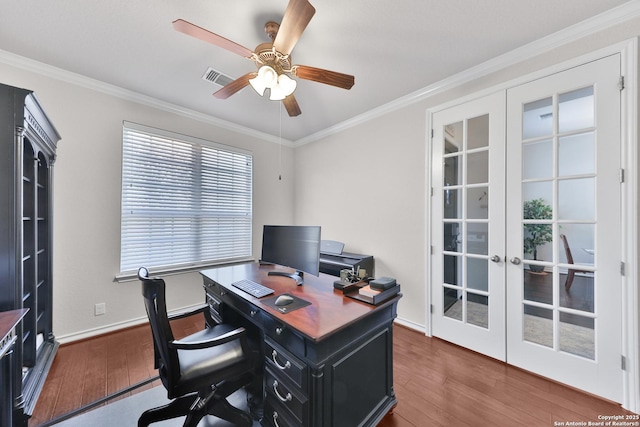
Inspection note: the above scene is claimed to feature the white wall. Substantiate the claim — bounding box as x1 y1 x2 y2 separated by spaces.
0 61 295 341
293 17 640 329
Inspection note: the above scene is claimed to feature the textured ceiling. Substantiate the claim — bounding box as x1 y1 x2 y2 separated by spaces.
0 0 633 142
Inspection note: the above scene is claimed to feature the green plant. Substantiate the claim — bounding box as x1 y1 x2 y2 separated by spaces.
523 198 553 260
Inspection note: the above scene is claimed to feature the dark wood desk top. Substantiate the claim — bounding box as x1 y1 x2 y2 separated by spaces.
0 308 28 341
201 262 400 342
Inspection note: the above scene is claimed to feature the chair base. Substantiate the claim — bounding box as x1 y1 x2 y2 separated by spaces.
138 373 254 427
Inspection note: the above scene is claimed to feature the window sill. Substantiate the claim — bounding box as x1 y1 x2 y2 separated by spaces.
114 258 255 283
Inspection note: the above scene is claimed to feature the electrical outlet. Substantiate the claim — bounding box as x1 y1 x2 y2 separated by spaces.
95 302 106 316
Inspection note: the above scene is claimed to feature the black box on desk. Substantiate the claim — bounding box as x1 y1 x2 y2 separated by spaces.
369 277 396 291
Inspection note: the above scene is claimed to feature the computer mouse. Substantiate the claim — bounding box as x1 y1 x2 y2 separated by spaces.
275 295 294 306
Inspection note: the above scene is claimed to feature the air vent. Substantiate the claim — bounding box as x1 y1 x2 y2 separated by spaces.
201 67 234 87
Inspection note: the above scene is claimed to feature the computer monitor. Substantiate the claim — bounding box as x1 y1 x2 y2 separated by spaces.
261 225 321 285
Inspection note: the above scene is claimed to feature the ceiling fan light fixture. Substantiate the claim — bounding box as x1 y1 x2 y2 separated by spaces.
248 75 267 96
250 65 279 96
269 74 297 100
259 65 278 87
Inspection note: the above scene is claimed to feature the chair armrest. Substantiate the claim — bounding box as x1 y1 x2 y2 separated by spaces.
167 303 208 321
169 326 246 350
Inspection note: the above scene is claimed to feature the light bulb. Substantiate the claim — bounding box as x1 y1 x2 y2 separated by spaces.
259 65 278 88
249 65 278 96
269 74 297 100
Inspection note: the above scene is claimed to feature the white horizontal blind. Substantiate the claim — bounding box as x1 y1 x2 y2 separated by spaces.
120 123 252 274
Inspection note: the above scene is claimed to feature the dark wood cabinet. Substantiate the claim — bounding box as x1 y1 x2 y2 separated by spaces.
0 83 60 426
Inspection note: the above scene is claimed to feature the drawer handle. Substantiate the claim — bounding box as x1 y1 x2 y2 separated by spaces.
272 350 291 370
275 327 283 335
273 380 292 402
250 310 257 317
272 411 280 427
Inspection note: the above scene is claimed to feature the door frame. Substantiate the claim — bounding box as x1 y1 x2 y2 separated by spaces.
425 38 638 412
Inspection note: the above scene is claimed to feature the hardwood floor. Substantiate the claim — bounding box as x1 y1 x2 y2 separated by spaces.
30 317 634 426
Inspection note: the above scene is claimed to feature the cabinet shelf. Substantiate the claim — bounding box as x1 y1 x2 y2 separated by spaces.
1 83 60 425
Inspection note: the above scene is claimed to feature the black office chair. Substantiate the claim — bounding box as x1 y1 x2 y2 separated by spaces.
138 267 255 427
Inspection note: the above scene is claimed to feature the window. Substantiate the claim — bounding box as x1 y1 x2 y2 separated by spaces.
119 122 253 276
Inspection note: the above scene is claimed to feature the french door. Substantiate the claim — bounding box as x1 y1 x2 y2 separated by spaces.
430 54 623 401
431 91 506 360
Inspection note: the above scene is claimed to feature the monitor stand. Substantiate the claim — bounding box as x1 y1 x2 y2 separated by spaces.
268 270 304 286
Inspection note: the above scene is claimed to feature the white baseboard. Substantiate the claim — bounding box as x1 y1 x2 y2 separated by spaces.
394 317 426 334
55 303 204 344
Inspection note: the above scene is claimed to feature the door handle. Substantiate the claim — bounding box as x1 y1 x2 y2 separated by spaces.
490 255 501 263
509 257 521 265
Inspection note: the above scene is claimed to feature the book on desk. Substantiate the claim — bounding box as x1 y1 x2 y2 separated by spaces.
344 278 400 305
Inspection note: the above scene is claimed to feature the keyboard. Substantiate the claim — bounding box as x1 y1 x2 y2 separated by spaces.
232 279 274 298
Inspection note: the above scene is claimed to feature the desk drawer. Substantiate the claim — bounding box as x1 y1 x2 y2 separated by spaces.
265 339 307 390
262 314 305 356
203 278 223 297
265 367 308 425
205 293 223 324
264 398 301 427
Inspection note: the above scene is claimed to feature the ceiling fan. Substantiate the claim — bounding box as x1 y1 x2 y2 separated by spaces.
172 0 355 117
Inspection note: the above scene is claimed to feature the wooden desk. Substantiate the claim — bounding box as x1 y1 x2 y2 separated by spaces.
0 309 28 427
201 263 400 427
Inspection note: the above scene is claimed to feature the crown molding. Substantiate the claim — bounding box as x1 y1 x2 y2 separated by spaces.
1 1 638 149
0 49 294 147
293 0 640 147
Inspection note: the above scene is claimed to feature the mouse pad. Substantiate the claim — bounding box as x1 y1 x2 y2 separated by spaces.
261 294 311 314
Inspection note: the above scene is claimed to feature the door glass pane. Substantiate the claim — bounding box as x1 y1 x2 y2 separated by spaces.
444 222 461 252
523 97 552 139
559 87 594 133
445 122 463 152
467 222 488 255
524 268 552 304
467 151 488 184
443 287 462 321
559 132 594 176
523 139 553 180
467 293 488 329
467 257 488 291
467 114 489 149
467 187 488 219
443 255 461 286
559 313 594 360
559 225 594 266
443 189 461 219
444 155 461 185
560 273 594 313
523 305 553 348
522 182 552 206
558 178 594 220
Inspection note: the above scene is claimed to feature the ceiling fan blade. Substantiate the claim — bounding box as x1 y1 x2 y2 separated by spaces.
212 72 256 99
273 0 316 55
293 65 355 90
173 19 254 58
283 94 302 117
